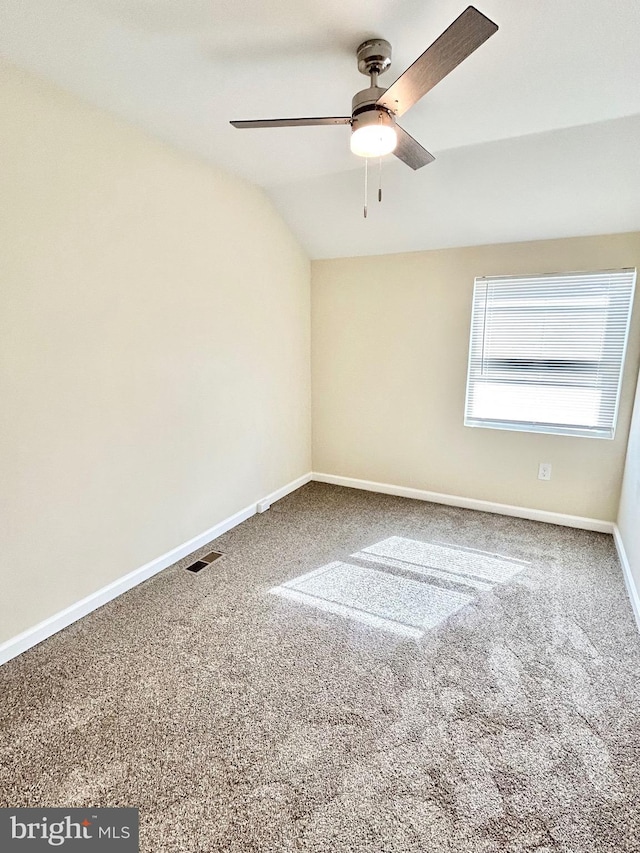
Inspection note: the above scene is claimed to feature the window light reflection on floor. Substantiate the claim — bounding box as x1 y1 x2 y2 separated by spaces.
270 536 528 639
358 536 527 585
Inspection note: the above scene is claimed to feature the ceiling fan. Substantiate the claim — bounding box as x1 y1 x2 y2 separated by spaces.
231 6 498 181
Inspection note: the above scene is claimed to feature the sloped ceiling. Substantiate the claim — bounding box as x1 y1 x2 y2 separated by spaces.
2 0 640 258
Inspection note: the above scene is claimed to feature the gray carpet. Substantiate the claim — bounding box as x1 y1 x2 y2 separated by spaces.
1 482 640 852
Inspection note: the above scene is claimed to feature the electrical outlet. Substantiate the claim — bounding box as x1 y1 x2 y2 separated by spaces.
538 462 552 481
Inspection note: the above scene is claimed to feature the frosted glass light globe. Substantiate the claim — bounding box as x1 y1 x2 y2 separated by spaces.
350 123 398 157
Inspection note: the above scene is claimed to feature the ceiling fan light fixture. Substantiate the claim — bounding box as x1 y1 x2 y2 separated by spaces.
350 109 397 158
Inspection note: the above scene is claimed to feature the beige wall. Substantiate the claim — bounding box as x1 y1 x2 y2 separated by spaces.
312 233 640 521
0 62 311 644
617 371 640 589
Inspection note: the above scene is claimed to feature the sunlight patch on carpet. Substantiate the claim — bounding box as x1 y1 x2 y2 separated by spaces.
356 536 527 586
270 537 526 638
272 561 471 639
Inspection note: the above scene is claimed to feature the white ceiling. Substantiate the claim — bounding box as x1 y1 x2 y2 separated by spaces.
2 0 640 258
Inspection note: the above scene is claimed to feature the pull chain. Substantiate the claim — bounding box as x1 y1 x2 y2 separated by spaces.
363 151 384 217
364 157 368 218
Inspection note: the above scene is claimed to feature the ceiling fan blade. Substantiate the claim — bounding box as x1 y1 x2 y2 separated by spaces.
230 117 351 129
393 125 435 170
377 6 498 117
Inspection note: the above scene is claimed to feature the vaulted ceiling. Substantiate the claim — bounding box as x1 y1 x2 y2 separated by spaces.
2 0 640 258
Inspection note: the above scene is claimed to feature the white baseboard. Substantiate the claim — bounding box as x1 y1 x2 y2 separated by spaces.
311 472 614 533
612 525 640 632
0 472 312 667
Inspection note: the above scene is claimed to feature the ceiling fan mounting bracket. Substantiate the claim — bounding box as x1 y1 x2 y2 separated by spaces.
356 39 392 78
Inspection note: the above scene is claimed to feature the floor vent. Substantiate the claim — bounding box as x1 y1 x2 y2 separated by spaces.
202 551 223 563
185 551 223 573
186 560 208 573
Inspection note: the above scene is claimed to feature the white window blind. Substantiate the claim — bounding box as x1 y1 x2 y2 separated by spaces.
464 269 636 439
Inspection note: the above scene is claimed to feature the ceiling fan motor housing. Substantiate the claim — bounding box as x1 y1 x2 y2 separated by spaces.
351 85 396 136
352 86 386 115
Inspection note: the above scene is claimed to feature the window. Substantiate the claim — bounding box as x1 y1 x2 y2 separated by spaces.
464 269 636 439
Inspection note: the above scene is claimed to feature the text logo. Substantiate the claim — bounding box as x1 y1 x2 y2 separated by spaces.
0 809 138 850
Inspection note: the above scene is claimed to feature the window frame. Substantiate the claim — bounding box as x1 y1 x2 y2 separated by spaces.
463 268 636 440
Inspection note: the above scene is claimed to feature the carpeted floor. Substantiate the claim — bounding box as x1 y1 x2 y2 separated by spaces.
1 482 640 852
